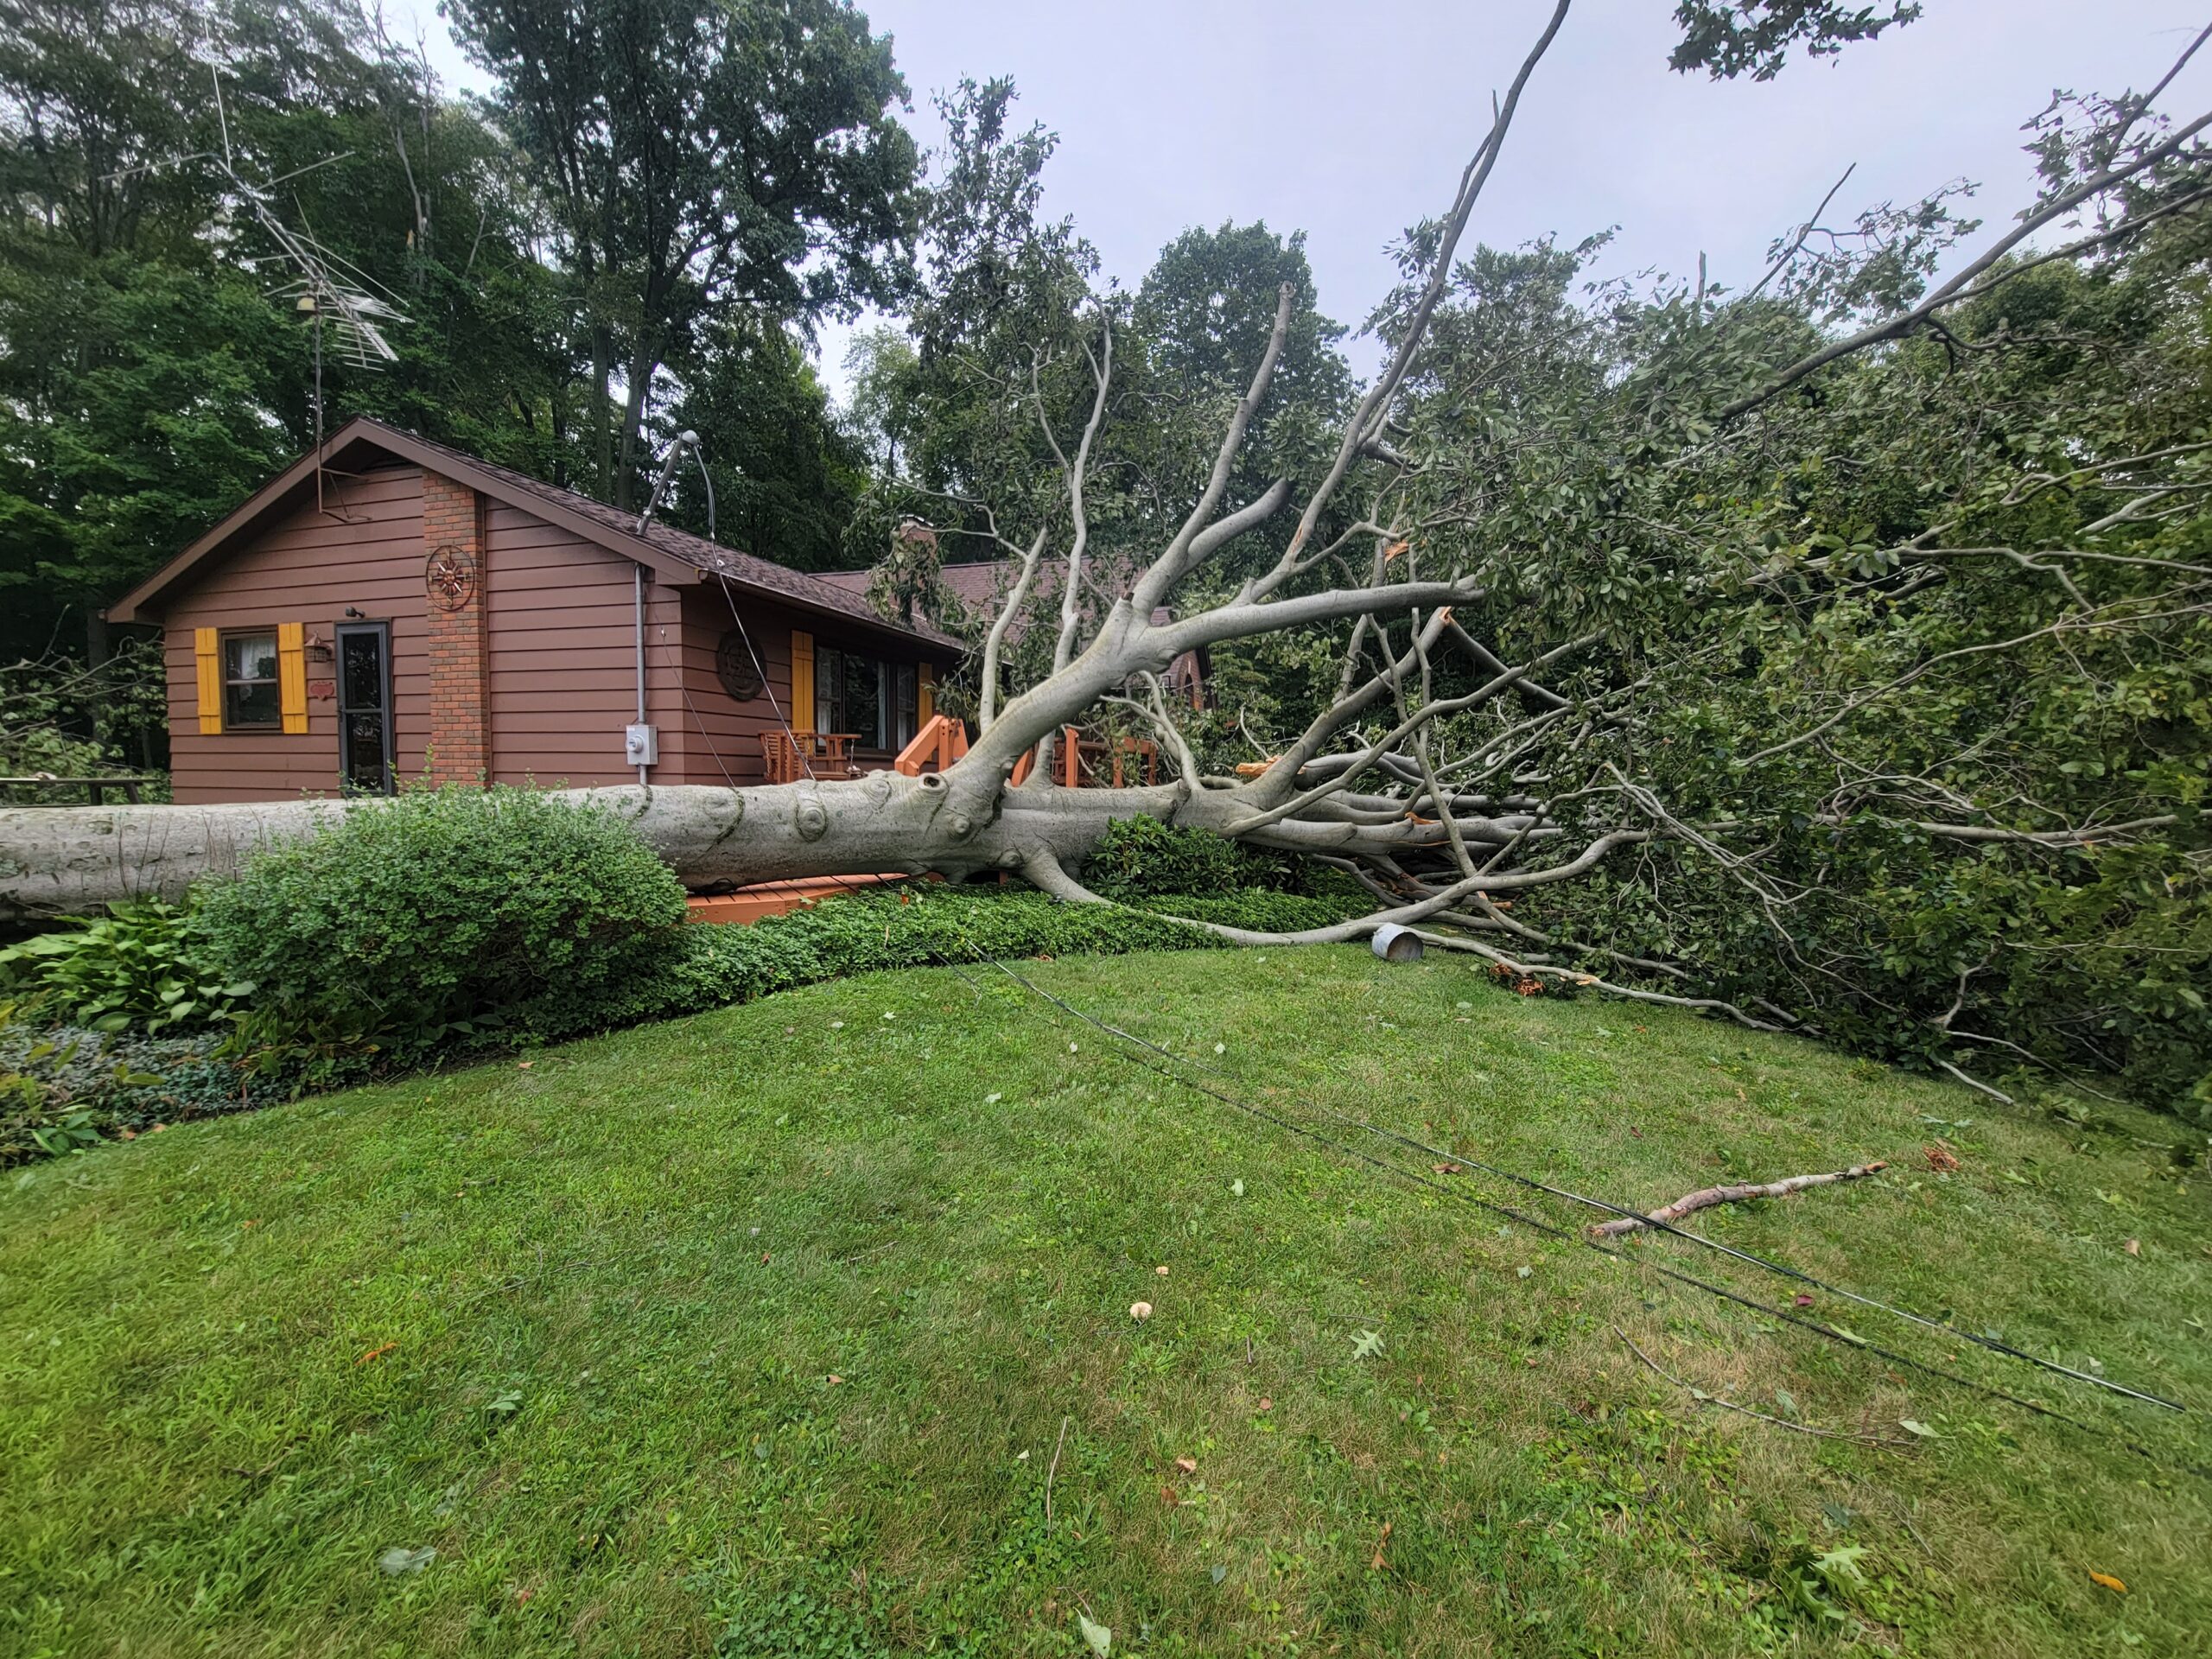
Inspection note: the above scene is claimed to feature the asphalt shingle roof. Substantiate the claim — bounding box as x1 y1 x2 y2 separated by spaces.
385 423 963 651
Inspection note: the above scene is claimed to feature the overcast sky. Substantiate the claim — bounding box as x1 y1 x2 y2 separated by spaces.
395 1 2212 397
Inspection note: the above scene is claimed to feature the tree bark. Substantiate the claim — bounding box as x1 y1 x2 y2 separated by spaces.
1586 1162 1889 1239
591 323 613 499
0 776 1188 922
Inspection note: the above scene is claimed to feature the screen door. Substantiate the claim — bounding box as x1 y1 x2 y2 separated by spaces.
335 622 394 795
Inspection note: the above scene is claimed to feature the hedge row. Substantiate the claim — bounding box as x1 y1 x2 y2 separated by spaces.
511 886 1369 1044
2 884 1370 1163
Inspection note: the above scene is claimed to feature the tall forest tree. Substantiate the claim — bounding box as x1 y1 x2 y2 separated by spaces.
0 0 572 664
444 0 920 510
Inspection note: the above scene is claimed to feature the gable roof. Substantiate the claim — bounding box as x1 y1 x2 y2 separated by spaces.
105 416 961 652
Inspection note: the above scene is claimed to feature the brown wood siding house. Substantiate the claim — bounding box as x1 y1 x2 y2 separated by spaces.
106 417 961 804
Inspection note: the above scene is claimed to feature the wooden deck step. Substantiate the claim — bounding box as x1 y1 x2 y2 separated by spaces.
683 874 904 925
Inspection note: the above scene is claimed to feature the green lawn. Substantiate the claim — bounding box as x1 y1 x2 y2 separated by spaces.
3 944 2207 1656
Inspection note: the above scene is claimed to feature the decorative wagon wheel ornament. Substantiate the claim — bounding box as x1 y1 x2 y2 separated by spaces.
425 543 476 612
715 630 765 702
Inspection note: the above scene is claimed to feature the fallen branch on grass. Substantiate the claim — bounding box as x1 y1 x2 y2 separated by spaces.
1612 1325 1918 1450
1588 1161 1888 1239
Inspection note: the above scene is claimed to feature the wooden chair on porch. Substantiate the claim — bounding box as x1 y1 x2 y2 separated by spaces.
762 730 861 784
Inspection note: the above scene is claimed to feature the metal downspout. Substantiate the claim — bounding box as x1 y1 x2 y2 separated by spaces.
635 562 649 786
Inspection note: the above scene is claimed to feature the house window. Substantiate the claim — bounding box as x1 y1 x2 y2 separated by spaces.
895 664 917 742
814 645 916 750
221 630 281 729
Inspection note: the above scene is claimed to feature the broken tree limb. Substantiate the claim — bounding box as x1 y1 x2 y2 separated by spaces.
1588 1161 1888 1239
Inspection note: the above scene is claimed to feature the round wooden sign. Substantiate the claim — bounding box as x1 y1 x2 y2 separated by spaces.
426 543 477 611
715 630 765 702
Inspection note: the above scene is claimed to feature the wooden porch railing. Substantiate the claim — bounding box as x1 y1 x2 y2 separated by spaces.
893 712 969 776
1051 726 1157 788
881 716 1157 789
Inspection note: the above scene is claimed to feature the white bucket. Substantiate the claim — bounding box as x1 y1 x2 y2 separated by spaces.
1370 924 1423 963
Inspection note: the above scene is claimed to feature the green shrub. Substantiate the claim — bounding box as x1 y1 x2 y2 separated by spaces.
192 786 688 1060
0 871 1380 1167
1083 815 1316 898
0 901 248 1034
511 884 1373 1045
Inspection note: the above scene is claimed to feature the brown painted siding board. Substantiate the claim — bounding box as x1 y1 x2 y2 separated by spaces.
663 586 783 785
160 469 429 803
474 669 648 697
483 505 664 787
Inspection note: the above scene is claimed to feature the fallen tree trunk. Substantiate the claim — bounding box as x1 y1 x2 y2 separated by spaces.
1587 1161 1888 1239
0 769 1581 928
0 776 1184 923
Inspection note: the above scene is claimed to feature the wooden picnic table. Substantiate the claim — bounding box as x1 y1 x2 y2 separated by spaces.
0 775 160 804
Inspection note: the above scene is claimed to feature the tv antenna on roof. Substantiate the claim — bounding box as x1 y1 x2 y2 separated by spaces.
102 69 409 517
202 67 405 510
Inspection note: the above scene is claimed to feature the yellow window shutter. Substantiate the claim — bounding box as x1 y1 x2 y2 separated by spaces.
790 630 815 732
277 621 308 734
918 661 934 724
194 628 221 734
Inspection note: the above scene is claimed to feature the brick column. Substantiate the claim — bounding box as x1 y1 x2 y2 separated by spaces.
422 470 491 785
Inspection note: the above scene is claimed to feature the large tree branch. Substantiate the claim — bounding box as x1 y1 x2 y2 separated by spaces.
1245 0 1573 599
1721 105 2212 420
1020 822 1646 947
1185 476 1294 567
1154 580 1484 658
1129 284 1296 615
978 518 1051 733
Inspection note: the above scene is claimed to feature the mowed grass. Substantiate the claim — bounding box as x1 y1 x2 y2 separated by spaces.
2 944 2208 1657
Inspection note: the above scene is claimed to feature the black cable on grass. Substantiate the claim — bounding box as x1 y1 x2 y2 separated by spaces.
1109 990 2183 1414
1315 1103 2185 1414
962 937 2184 1414
927 936 2211 1482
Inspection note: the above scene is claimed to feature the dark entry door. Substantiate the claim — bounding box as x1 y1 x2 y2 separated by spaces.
336 622 393 794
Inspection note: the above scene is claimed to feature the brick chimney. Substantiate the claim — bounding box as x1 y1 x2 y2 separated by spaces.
422 470 490 785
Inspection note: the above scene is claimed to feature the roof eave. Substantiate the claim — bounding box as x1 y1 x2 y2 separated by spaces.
104 416 963 655
695 573 961 655
105 426 378 624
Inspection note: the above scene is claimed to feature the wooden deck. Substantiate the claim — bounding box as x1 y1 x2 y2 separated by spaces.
683 874 905 925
